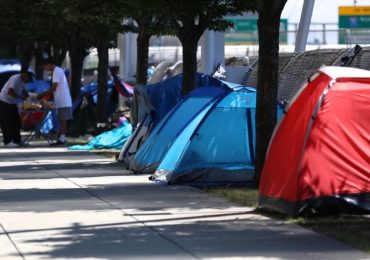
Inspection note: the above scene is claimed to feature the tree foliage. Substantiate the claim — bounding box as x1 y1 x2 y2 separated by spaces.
0 1 43 69
0 0 128 125
121 1 172 85
162 0 256 95
0 0 287 154
73 0 126 123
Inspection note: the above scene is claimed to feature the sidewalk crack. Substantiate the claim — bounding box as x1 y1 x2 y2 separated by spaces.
0 222 26 260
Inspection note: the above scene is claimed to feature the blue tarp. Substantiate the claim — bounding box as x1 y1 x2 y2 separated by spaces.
68 120 132 151
26 80 50 93
78 80 118 118
80 80 114 103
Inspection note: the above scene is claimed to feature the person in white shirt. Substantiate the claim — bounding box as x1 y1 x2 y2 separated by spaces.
37 58 72 145
0 71 33 146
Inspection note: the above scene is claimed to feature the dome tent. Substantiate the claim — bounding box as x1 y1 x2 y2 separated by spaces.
119 73 243 167
259 66 370 217
151 86 257 185
130 86 231 174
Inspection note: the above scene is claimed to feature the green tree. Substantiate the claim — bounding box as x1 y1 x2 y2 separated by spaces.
82 0 126 124
0 0 41 70
122 2 172 85
34 0 69 79
0 0 71 77
254 0 287 186
57 0 95 101
162 0 255 95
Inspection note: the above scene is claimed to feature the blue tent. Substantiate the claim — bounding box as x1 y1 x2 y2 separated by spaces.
142 73 234 126
130 86 228 172
119 73 238 165
131 85 257 185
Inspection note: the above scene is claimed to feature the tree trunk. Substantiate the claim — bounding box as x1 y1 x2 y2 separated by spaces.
179 36 199 96
19 42 33 72
136 31 151 85
96 44 109 124
45 43 68 67
69 45 84 101
35 42 45 80
68 31 88 101
254 0 287 187
54 47 68 67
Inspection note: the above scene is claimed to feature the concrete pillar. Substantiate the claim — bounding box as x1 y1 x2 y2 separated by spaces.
201 30 225 75
214 31 225 70
118 32 137 82
118 33 137 107
294 0 315 53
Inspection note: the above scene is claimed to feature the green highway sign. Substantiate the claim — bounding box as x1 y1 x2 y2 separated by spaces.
338 6 370 44
225 18 288 45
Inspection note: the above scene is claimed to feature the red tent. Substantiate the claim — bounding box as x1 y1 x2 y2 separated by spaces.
259 66 370 217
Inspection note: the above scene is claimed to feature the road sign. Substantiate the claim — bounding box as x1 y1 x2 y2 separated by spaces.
225 18 288 45
339 6 370 44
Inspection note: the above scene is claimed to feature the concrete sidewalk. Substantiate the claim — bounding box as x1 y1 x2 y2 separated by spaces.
0 144 368 260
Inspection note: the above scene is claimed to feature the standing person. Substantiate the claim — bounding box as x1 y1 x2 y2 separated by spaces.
0 71 33 147
37 58 72 145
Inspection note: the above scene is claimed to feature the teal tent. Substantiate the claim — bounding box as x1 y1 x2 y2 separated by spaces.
131 85 257 185
119 73 240 166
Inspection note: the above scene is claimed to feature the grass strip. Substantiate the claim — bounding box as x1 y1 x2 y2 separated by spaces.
204 187 370 253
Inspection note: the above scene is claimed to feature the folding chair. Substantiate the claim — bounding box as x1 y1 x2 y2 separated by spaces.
20 109 56 145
